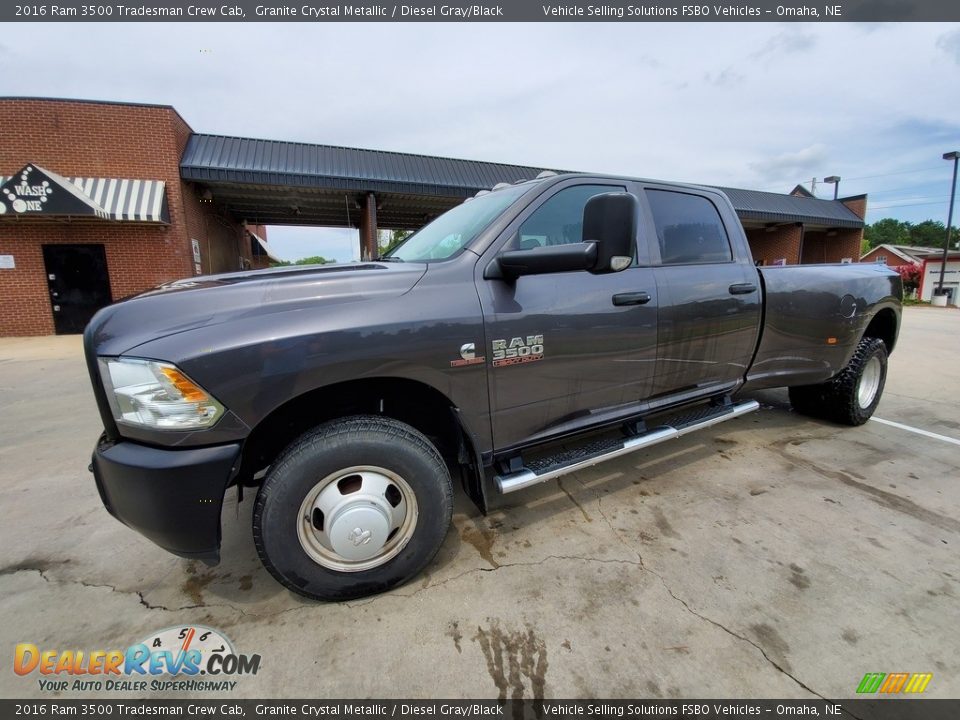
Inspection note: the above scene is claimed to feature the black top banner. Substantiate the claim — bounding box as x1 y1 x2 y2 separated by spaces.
3 0 960 22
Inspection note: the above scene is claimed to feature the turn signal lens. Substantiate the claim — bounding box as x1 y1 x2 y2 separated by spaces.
156 366 210 403
98 358 225 431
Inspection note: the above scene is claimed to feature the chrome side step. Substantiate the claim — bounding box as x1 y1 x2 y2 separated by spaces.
495 399 760 494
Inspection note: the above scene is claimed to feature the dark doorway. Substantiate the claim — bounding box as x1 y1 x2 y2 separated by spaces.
42 244 112 334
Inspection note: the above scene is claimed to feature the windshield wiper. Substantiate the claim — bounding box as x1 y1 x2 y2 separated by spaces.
378 256 404 263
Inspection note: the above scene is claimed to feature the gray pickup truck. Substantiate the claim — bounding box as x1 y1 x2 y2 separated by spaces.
84 173 902 600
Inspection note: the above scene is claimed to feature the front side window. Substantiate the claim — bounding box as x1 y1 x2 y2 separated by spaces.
516 184 625 250
385 183 531 262
646 190 732 265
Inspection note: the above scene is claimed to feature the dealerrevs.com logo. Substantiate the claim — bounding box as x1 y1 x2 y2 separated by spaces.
14 625 261 693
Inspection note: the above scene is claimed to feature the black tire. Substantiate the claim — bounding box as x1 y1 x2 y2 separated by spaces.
787 384 822 418
253 415 453 601
788 337 888 426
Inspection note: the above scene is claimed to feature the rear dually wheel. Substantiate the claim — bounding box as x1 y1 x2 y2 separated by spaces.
788 336 888 426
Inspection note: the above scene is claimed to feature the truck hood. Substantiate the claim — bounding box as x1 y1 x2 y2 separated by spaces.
86 261 427 356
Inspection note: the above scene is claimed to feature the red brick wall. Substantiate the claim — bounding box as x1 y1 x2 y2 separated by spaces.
802 230 862 264
745 224 802 265
801 232 826 264
0 98 252 335
0 222 182 336
860 247 910 267
841 195 867 220
827 229 863 263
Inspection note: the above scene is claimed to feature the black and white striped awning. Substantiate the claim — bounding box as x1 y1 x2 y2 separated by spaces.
68 177 169 223
0 163 169 223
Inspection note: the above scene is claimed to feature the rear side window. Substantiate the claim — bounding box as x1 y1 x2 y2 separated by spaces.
517 184 624 249
646 190 732 265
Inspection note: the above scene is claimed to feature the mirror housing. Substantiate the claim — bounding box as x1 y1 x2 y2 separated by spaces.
582 192 638 273
493 242 598 280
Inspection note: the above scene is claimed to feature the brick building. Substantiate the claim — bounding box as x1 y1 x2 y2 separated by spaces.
731 185 866 267
1 97 868 337
0 98 269 336
859 244 941 268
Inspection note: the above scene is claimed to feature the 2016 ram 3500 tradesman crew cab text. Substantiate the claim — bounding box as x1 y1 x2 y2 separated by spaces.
84 174 901 600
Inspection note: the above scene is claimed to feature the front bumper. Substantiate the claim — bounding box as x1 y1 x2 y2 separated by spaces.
91 436 242 564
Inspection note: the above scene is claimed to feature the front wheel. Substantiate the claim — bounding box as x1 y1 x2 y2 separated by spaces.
788 336 888 426
253 416 453 601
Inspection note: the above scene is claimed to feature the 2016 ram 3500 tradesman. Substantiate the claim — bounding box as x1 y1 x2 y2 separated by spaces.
84 174 901 600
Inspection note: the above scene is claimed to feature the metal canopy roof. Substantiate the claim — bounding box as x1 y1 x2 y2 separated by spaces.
716 186 864 229
180 134 554 228
180 134 864 230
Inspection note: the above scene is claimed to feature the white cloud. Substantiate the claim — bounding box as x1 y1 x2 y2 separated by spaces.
750 29 817 61
749 144 829 183
937 29 960 64
2 21 959 232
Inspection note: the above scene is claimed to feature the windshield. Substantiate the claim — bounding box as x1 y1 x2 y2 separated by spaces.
385 183 532 262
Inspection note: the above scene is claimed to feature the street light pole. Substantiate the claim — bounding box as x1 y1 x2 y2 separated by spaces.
937 151 959 295
823 176 841 200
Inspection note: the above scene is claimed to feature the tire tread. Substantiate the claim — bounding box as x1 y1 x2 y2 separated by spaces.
253 415 452 601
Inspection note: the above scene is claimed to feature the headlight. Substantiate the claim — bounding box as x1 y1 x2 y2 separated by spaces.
98 358 225 430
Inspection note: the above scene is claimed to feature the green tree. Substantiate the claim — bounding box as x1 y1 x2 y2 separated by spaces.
863 218 909 249
378 229 411 256
907 220 947 248
863 218 958 250
270 255 331 267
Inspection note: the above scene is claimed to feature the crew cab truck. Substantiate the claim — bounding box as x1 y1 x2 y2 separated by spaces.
85 173 902 601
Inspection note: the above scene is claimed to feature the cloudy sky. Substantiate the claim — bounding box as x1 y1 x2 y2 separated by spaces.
3 22 959 261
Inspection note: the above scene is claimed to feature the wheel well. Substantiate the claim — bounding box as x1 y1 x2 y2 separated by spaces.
236 378 473 488
863 308 898 353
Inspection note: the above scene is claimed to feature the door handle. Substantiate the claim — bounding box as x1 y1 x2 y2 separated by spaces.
729 283 757 295
612 291 651 306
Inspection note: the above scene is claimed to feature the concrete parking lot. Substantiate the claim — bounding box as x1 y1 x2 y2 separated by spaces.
1 306 958 699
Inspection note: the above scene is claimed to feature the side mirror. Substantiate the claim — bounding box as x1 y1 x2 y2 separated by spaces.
582 192 638 273
493 242 598 280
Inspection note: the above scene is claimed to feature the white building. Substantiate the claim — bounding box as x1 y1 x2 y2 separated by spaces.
918 251 960 304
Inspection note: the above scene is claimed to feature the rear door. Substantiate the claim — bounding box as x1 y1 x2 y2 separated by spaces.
477 180 659 451
642 187 761 398
42 244 112 335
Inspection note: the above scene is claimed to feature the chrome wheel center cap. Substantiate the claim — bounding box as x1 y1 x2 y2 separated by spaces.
327 502 391 561
297 466 418 573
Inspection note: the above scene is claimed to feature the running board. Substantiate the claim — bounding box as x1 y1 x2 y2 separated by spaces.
495 399 760 494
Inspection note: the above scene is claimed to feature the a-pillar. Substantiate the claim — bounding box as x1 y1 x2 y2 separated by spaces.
359 192 378 260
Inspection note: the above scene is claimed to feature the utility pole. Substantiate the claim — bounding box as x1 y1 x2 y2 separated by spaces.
937 151 959 296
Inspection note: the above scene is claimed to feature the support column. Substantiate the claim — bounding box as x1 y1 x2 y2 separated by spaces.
359 192 378 260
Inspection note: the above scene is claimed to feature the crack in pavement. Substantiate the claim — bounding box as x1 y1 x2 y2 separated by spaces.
570 472 831 703
573 474 648 568
2 566 253 616
652 573 826 702
4 546 841 703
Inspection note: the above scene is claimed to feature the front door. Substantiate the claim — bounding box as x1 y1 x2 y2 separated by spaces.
643 188 761 397
42 244 112 334
478 182 659 451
